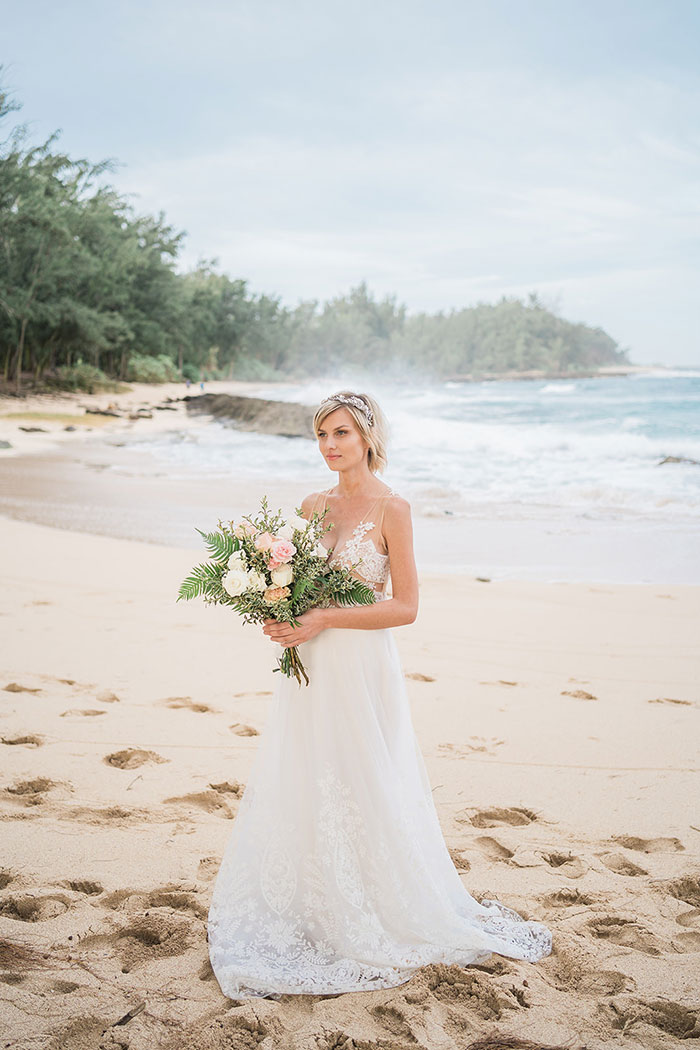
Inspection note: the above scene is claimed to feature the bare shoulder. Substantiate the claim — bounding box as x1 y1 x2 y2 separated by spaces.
383 491 412 524
299 491 324 520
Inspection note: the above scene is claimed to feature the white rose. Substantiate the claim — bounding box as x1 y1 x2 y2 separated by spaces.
227 551 247 571
276 521 294 540
270 563 293 587
246 570 267 592
222 568 249 597
314 542 328 558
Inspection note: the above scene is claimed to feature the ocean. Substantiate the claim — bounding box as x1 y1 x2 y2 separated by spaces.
118 371 700 585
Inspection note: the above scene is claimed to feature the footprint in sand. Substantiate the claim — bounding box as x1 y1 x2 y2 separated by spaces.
561 689 598 700
59 879 104 896
587 915 664 955
232 690 273 697
467 806 538 828
478 680 520 687
209 780 245 798
1 734 43 747
607 997 700 1038
405 672 436 682
648 696 696 706
439 737 505 758
541 851 588 879
423 964 521 1021
612 834 684 853
162 790 235 818
448 848 471 872
80 912 194 973
0 894 72 923
666 874 700 908
4 778 59 808
675 907 700 928
96 690 120 703
101 884 207 919
541 887 595 908
197 856 219 880
229 723 259 736
3 683 41 694
162 696 217 714
474 836 514 862
599 852 648 877
60 709 106 718
103 748 168 769
0 870 14 890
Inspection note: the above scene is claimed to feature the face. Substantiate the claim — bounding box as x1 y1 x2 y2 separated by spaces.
316 406 369 470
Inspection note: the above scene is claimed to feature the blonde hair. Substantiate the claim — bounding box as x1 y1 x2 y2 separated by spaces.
312 391 389 474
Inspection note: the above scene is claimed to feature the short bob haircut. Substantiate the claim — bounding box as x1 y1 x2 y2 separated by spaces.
312 391 389 475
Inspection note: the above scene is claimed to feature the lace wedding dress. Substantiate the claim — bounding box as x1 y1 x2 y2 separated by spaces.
207 489 552 998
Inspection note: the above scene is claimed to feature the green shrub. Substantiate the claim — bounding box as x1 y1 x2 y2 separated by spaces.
126 353 180 383
230 358 285 380
181 362 200 383
53 363 124 393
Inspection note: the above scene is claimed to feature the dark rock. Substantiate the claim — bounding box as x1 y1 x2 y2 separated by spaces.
658 455 700 467
85 408 121 417
18 426 47 433
63 426 77 432
186 393 315 439
0 440 11 449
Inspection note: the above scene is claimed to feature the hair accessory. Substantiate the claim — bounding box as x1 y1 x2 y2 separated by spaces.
321 392 374 426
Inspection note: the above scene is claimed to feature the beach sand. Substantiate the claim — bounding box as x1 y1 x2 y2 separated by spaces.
1 386 699 1048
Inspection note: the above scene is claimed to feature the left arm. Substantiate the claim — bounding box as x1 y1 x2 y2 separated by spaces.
263 495 419 646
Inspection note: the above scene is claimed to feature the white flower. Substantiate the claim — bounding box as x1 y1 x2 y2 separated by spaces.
270 563 293 587
314 542 328 558
289 513 308 533
227 551 247 571
277 521 295 540
222 568 249 597
247 570 267 592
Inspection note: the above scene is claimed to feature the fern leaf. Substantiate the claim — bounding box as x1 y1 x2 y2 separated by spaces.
195 528 236 563
177 562 224 601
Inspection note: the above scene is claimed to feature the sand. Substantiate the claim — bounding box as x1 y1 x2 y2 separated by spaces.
0 385 699 1048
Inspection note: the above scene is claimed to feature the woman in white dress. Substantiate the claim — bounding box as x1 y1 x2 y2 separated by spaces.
207 390 553 999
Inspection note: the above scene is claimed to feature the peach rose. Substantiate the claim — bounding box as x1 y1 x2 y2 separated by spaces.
264 584 291 603
254 531 276 551
269 538 296 564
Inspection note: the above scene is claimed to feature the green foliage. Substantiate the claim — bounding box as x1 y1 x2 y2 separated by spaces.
177 498 377 685
177 561 225 601
0 77 629 390
125 353 180 383
52 362 123 393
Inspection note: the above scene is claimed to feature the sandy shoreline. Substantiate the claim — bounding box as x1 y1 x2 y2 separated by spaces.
1 510 699 1047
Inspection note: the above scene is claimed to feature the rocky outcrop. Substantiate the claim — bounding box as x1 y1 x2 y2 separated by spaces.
184 393 315 438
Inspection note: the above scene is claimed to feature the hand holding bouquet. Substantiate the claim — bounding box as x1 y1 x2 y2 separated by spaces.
177 496 375 685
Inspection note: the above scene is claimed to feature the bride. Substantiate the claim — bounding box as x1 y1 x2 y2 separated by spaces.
207 390 553 999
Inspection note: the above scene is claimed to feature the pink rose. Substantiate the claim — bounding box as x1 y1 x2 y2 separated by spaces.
264 584 291 604
254 531 276 551
269 538 296 564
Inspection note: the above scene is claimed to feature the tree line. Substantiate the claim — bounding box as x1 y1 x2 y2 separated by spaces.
0 80 628 392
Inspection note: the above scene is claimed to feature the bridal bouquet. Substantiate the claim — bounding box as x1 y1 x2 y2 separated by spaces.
177 496 375 686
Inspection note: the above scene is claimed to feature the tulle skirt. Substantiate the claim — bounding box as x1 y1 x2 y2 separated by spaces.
207 626 552 998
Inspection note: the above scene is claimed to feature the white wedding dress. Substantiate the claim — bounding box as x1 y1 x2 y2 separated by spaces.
207 489 552 998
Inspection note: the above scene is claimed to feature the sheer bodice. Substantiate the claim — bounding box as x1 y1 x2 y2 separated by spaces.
311 487 395 601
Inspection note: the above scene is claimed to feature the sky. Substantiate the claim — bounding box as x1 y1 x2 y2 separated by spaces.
3 0 700 366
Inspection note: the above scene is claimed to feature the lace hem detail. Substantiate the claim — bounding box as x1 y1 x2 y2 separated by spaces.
208 756 552 999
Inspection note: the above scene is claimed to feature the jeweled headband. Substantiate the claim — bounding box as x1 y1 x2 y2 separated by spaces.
320 392 374 426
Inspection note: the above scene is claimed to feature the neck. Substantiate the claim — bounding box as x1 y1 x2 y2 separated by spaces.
333 463 380 500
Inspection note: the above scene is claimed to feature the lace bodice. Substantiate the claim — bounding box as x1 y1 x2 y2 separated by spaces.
312 487 397 601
